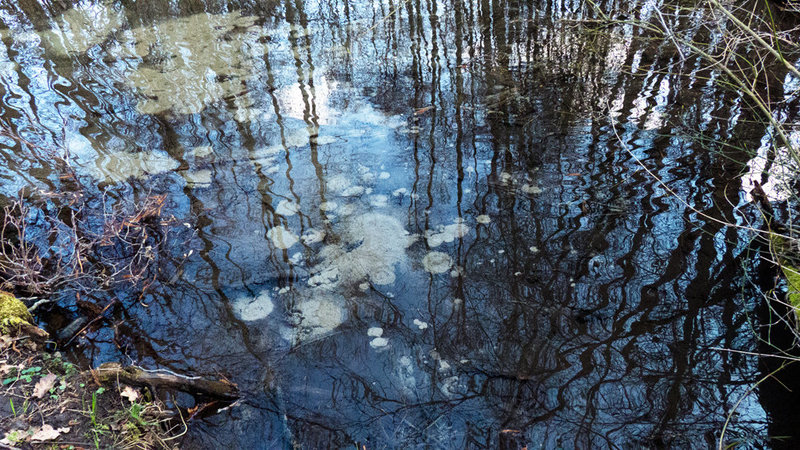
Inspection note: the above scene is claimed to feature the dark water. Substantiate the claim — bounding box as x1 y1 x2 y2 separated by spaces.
0 0 793 447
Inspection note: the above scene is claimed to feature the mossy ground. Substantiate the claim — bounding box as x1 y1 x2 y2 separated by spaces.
0 336 182 449
0 292 34 336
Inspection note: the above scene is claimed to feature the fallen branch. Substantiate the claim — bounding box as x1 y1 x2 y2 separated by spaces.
92 363 239 401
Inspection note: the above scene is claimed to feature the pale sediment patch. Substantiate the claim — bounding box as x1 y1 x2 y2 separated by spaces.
182 169 212 187
93 150 180 183
192 146 214 158
116 12 267 115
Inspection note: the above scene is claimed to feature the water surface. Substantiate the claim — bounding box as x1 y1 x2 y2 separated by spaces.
0 0 789 447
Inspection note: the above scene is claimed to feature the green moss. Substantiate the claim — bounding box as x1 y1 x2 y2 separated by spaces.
770 233 800 319
782 265 800 309
0 291 33 335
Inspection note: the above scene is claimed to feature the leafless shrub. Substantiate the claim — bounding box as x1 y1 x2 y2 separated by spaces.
0 190 175 299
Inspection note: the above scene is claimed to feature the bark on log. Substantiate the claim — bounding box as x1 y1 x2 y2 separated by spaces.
92 363 239 401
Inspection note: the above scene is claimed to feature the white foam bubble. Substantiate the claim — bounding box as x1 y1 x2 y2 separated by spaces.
425 220 471 247
275 199 299 216
232 291 274 321
422 252 453 274
267 225 298 249
301 229 326 245
369 337 389 348
308 213 415 288
521 183 542 194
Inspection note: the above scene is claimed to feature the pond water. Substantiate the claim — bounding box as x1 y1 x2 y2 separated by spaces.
0 0 793 447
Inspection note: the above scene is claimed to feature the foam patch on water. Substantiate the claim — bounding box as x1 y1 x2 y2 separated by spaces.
521 183 542 194
425 219 470 247
267 225 298 249
370 337 389 348
341 186 365 197
320 201 338 212
301 229 326 245
422 251 453 274
232 291 274 321
476 215 491 224
275 200 299 216
292 293 346 340
308 213 415 288
369 195 388 208
327 175 351 193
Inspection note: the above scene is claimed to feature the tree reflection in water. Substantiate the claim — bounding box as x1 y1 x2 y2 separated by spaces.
0 0 787 447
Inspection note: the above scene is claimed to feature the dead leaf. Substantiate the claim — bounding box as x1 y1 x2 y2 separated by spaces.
566 172 581 177
120 385 139 402
30 424 69 442
0 429 29 445
0 363 19 375
413 106 434 115
33 373 58 398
